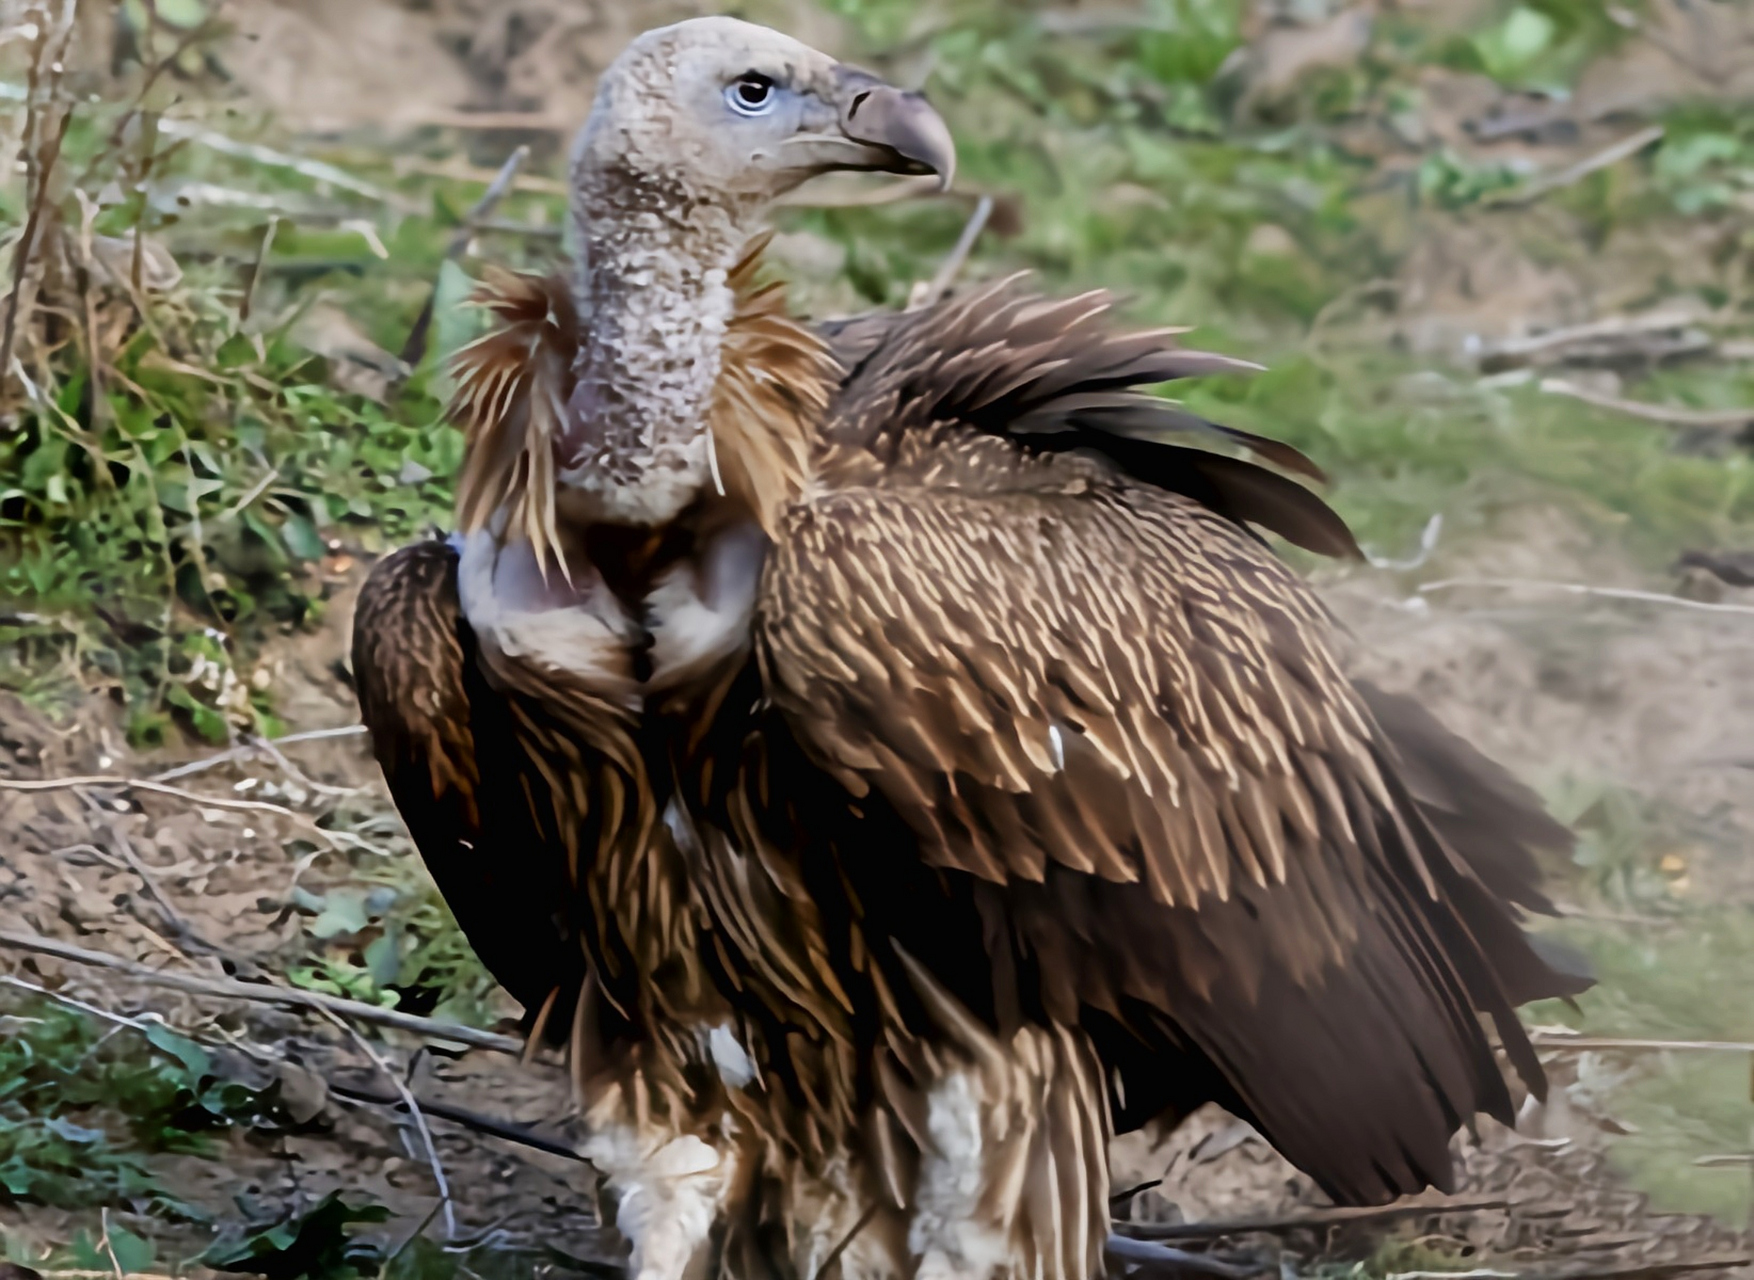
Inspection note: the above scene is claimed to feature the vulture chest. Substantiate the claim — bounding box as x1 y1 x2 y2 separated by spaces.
452 515 772 1020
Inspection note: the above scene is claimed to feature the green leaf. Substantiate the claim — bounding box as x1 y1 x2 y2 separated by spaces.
166 682 231 743
154 0 207 27
202 1191 390 1280
146 1022 212 1081
216 331 260 370
1472 5 1557 84
281 513 326 562
310 890 372 940
70 1224 158 1276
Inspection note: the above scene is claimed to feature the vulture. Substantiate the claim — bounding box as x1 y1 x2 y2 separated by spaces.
352 17 1589 1280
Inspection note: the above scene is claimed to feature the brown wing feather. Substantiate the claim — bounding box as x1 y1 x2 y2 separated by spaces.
750 288 1580 1205
351 539 582 1033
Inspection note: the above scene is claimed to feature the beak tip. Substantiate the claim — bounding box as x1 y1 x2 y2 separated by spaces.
838 77 957 191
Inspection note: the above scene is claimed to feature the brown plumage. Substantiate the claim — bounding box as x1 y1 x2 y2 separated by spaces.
352 18 1586 1280
356 256 1588 1274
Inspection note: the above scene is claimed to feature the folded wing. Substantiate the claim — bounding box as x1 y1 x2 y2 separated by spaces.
755 284 1583 1204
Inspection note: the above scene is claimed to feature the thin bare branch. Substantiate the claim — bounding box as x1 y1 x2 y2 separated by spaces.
1106 1235 1262 1277
149 723 368 784
1 23 75 396
401 144 531 367
0 928 523 1054
1539 377 1753 431
329 1075 587 1164
1532 1032 1754 1054
315 1005 456 1240
76 788 185 937
0 973 155 1030
1418 576 1754 618
1488 125 1665 208
908 195 994 311
1115 1196 1510 1242
0 773 386 854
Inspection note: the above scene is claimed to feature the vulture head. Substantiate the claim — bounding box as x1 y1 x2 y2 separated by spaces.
457 18 956 549
572 16 955 208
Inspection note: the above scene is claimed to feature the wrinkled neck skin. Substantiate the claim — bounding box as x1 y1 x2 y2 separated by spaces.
561 167 759 528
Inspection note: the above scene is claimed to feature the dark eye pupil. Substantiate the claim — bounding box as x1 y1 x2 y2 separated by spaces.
738 78 770 105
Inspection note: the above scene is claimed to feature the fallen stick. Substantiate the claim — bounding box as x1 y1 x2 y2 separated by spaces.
1532 1032 1754 1054
7 971 580 1168
1115 1196 1509 1241
909 194 994 311
0 929 522 1054
401 144 530 367
1106 1236 1262 1277
316 1005 457 1240
1538 1261 1753 1280
330 1076 587 1163
0 772 387 856
1539 377 1753 431
151 723 368 784
1418 577 1754 618
1489 125 1664 208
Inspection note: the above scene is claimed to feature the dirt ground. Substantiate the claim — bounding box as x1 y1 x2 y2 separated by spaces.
5 0 1754 1274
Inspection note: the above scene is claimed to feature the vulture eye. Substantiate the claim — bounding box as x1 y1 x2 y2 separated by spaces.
726 73 777 116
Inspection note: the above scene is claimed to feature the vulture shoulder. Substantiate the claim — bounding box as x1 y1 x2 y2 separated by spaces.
351 538 580 1032
754 281 1584 1204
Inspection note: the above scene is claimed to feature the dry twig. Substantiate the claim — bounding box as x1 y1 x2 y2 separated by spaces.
1114 1196 1509 1242
314 1006 457 1239
401 144 530 367
0 928 523 1053
328 1075 587 1164
150 723 368 784
1417 577 1754 618
1488 125 1665 208
1538 377 1753 431
76 788 186 937
1531 1032 1754 1054
1480 310 1707 362
0 772 386 855
908 195 995 312
1 0 77 393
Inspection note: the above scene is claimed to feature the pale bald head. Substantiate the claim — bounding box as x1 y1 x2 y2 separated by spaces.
571 16 954 206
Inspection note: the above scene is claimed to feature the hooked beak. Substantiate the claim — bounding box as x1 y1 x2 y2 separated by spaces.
837 73 956 191
783 68 956 192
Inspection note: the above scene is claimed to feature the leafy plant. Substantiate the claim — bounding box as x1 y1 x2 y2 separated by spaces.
203 1192 391 1280
0 998 282 1213
1438 0 1631 93
60 1222 158 1277
286 876 500 1026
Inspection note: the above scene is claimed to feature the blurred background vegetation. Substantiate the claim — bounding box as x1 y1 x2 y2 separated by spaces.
3 0 1754 1272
